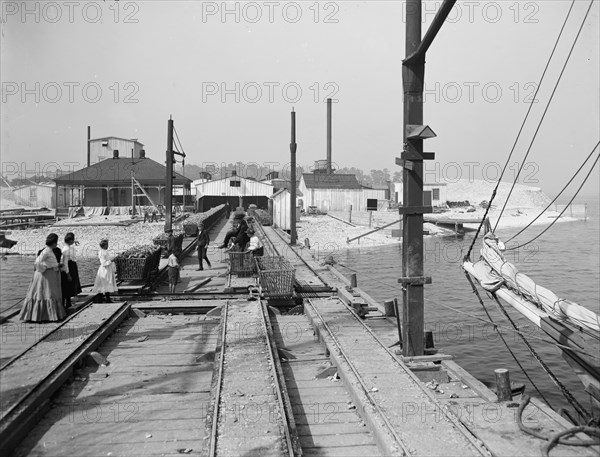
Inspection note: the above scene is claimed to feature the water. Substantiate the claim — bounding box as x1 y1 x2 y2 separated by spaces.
328 196 600 417
0 257 99 315
1 197 598 417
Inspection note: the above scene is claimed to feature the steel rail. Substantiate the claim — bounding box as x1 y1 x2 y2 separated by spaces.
207 301 228 457
258 301 298 457
304 297 410 455
0 300 95 372
324 296 491 455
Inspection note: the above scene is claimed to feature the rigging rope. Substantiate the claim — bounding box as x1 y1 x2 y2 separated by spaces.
491 294 591 421
517 395 600 450
506 141 600 243
336 262 599 358
494 0 595 231
506 151 599 251
463 269 553 406
173 126 186 158
464 0 577 261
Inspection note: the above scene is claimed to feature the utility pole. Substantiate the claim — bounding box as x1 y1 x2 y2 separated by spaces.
165 116 174 232
290 108 297 245
399 0 455 356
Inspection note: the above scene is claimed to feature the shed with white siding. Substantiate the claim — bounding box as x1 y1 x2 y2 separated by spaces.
89 137 144 165
270 188 303 231
11 182 65 208
195 175 274 211
298 173 387 213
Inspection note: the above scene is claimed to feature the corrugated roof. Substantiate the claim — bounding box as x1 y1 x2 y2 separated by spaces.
301 173 362 189
53 157 191 186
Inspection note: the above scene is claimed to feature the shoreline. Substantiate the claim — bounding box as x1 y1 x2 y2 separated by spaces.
0 205 585 257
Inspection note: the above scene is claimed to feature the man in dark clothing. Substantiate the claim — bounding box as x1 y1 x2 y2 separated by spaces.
219 213 248 249
196 223 211 270
166 229 175 254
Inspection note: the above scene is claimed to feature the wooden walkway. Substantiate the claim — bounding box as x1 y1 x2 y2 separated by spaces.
208 300 292 457
12 310 221 457
272 314 381 457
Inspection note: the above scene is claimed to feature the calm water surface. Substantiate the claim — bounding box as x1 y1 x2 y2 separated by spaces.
1 197 598 417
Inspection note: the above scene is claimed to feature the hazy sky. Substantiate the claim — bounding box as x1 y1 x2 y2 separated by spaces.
1 1 599 197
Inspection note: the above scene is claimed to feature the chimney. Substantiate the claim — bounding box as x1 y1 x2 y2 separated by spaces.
327 98 332 174
87 126 91 166
139 149 146 158
113 150 119 159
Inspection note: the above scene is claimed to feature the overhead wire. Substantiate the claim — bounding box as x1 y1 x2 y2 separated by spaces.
505 151 599 251
464 0 577 260
334 262 599 359
494 0 595 231
506 141 599 243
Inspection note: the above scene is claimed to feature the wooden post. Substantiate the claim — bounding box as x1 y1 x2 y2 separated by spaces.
402 0 425 356
495 368 512 401
369 210 373 228
131 171 135 216
165 117 174 232
87 126 91 167
350 273 357 288
394 298 403 349
424 330 434 349
290 109 297 245
349 204 352 223
384 300 396 317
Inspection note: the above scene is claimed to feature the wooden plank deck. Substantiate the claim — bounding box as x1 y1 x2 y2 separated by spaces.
209 300 289 457
273 314 381 457
12 311 221 457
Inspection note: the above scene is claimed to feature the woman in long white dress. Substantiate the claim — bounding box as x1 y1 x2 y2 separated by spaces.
92 239 118 302
19 233 65 322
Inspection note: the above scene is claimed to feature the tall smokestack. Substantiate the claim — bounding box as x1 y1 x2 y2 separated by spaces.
327 98 332 174
87 126 91 166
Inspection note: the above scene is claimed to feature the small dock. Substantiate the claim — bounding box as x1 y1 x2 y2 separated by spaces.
1 211 598 457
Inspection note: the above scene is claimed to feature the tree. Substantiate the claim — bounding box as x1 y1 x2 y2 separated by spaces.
393 171 403 183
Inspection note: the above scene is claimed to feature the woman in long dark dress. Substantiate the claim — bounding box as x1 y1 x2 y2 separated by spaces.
19 233 65 322
61 232 82 308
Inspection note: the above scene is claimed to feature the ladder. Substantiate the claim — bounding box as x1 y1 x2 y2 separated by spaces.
131 175 158 214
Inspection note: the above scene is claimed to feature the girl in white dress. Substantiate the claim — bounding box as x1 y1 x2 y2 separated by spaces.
92 239 118 302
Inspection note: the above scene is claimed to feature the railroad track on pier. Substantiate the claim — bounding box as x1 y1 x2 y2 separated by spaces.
205 300 300 457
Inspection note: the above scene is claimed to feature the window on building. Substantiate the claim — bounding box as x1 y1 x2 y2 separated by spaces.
367 199 378 211
432 188 440 200
230 180 241 187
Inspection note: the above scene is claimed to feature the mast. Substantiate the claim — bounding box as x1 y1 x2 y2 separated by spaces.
400 0 455 356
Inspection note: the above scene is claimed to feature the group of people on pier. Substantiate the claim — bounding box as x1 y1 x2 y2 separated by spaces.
20 233 118 323
20 207 262 322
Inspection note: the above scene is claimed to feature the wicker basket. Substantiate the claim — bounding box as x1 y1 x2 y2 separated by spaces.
115 248 161 281
153 233 184 255
183 223 199 237
255 256 295 298
228 248 256 276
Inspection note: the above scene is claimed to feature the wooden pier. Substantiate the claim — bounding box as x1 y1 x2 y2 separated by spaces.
1 211 598 457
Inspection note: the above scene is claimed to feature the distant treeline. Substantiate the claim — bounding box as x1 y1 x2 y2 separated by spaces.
175 162 402 187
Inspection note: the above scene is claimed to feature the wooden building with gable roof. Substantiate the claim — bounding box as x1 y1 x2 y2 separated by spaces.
53 150 191 213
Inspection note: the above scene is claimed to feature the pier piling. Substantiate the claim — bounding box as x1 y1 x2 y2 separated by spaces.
494 368 513 401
